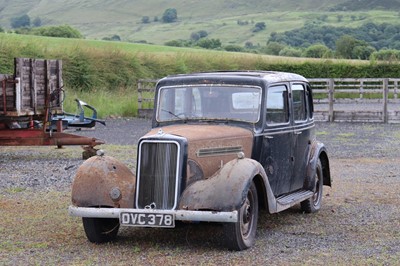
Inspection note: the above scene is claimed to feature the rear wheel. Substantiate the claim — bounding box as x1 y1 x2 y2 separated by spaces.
223 181 258 251
82 217 119 243
301 160 323 213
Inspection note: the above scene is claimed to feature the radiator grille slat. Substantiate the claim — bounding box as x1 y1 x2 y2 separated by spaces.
137 141 179 210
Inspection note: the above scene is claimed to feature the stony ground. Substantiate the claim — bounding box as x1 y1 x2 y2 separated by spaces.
0 119 399 265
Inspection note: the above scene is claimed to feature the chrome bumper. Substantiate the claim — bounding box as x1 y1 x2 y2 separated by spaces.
68 206 238 223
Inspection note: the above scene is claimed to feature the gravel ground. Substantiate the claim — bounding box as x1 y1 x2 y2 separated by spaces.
1 119 399 265
0 119 398 190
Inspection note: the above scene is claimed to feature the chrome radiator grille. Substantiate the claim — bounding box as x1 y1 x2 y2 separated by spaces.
136 140 180 210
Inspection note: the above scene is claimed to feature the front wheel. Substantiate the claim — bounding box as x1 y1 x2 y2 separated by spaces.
223 181 258 251
82 217 120 243
301 159 323 213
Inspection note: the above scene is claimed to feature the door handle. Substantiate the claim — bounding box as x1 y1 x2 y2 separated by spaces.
294 131 302 135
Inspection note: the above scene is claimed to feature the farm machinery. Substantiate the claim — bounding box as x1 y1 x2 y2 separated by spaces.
0 58 104 158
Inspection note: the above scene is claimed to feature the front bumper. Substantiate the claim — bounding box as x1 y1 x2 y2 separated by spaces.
68 206 238 223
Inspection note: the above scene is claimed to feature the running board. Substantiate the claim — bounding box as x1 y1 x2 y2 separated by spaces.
275 190 313 213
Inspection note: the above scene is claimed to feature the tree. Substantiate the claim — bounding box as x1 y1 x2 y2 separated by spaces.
190 32 200 41
32 17 42 27
190 30 208 41
336 35 373 59
10 14 30 28
352 45 375 60
0 26 4 33
262 42 285 55
245 41 255 49
336 35 357 58
279 47 302 57
253 22 266 33
197 30 208 38
110 35 121 41
141 16 150 24
162 8 177 23
303 44 331 58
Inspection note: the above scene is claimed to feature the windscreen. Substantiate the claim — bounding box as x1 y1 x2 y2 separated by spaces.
156 85 261 123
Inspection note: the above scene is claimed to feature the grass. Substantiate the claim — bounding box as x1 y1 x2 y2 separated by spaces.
63 88 139 118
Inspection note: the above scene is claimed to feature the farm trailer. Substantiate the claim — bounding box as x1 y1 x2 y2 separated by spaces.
0 58 103 158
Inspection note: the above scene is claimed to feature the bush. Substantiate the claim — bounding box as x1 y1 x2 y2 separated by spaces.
224 45 244 52
164 39 189 47
141 16 150 24
103 35 121 41
279 47 302 57
370 49 400 61
196 38 221 49
253 22 266 33
32 25 83 38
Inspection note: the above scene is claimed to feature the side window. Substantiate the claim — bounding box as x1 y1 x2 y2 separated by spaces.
307 85 314 119
292 84 307 122
266 85 289 124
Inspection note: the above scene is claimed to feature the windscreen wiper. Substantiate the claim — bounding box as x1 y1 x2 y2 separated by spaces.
161 109 187 121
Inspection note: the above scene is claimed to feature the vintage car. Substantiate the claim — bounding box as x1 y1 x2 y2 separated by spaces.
69 71 331 251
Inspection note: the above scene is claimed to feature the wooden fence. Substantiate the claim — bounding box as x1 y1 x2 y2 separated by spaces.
137 78 400 123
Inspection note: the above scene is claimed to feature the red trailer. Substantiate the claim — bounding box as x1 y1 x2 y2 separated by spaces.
0 58 103 158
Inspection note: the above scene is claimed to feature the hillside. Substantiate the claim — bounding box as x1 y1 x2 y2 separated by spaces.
1 0 400 46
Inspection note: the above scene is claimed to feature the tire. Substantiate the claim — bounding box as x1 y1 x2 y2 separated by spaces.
301 159 323 213
82 217 120 243
223 181 258 251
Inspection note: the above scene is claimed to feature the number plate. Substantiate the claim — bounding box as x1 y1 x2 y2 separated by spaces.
120 212 175 228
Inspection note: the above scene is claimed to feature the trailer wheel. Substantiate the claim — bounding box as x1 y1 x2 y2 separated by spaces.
223 181 258 251
82 217 119 243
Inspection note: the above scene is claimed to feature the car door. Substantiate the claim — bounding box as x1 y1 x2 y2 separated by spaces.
261 84 293 196
290 83 314 191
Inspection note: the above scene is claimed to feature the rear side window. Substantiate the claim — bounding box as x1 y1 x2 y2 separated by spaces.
307 85 314 119
292 84 307 122
266 85 289 124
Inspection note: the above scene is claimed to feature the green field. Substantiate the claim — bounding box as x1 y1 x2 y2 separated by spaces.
1 31 398 118
1 0 400 46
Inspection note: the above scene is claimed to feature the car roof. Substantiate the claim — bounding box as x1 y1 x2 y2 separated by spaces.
161 71 308 84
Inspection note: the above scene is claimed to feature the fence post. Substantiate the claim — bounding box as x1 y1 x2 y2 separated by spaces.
383 78 389 123
328 79 334 122
138 80 143 110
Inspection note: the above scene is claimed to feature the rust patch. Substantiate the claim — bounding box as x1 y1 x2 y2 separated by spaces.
71 155 135 208
146 124 253 178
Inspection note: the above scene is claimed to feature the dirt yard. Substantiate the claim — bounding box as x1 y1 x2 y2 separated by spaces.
0 120 399 265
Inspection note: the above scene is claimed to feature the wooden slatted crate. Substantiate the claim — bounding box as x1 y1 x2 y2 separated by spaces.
0 58 63 117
